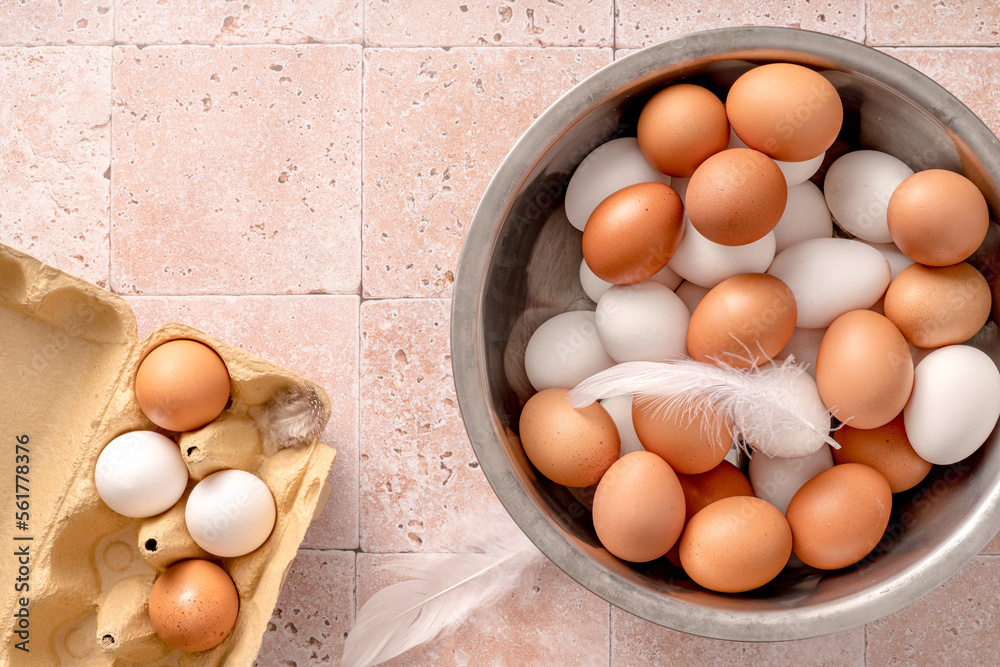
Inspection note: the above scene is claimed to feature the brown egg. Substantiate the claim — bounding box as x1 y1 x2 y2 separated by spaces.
592 451 685 562
148 559 240 653
679 496 792 593
518 388 620 487
687 273 797 369
135 339 231 432
631 396 732 475
582 182 684 284
883 262 991 348
815 310 913 429
785 463 892 570
637 83 730 178
686 148 787 246
833 414 932 493
887 169 989 266
726 63 843 162
676 460 755 522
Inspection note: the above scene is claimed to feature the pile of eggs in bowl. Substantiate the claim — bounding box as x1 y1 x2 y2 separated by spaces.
518 62 1000 594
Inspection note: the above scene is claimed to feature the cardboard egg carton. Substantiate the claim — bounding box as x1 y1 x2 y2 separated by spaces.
0 243 337 666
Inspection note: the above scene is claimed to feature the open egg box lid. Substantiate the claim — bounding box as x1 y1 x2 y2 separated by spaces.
0 242 337 666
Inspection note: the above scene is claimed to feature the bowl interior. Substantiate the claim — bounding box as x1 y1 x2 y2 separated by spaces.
453 27 1000 641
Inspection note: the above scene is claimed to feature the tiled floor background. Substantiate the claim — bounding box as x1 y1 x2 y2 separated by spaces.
5 1 1000 665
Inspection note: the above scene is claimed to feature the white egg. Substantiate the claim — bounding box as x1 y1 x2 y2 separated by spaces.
564 137 670 231
767 238 891 328
823 150 914 243
668 216 776 288
596 281 689 362
646 263 683 291
749 445 833 514
750 371 831 458
95 431 189 518
579 258 612 303
774 327 827 378
185 469 276 558
524 310 615 391
772 181 833 253
728 128 823 186
862 241 916 280
671 177 690 204
904 345 1000 465
599 394 644 457
674 281 711 312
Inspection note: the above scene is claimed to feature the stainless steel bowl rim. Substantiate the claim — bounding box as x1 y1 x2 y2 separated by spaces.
451 26 1000 641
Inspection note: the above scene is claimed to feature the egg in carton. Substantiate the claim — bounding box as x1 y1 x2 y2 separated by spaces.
0 243 337 666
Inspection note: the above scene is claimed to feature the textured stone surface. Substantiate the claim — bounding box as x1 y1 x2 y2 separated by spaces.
111 45 362 295
880 47 1000 137
9 5 1000 665
359 298 513 552
116 0 362 45
127 295 361 550
612 609 866 665
362 47 612 298
614 1 866 49
365 0 614 47
0 47 111 287
255 550 355 666
866 557 1000 664
356 551 609 666
868 1 1000 46
0 1 112 45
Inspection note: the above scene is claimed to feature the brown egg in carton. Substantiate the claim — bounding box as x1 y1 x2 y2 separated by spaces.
0 243 337 666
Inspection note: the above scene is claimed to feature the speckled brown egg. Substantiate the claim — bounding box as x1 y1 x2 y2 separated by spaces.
676 460 755 523
726 63 844 162
637 83 730 178
518 387 620 487
687 273 797 369
679 496 792 593
148 559 240 653
815 310 913 429
686 148 787 246
631 396 732 475
833 414 932 493
135 339 231 432
887 169 989 266
785 463 892 570
592 450 686 562
582 182 685 284
883 262 991 348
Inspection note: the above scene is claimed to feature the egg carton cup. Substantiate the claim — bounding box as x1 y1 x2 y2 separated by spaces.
0 242 337 666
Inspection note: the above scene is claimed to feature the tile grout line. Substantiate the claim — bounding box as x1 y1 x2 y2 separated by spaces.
108 26 115 293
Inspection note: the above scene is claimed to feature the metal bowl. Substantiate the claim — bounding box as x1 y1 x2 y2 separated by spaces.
451 26 1000 641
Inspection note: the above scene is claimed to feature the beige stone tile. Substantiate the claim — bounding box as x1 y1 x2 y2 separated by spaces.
255 549 355 666
365 0 613 47
879 48 1000 139
868 1 1000 46
115 0 362 45
360 298 515 552
614 1 865 49
0 47 111 287
111 45 362 295
0 1 112 45
611 608 865 665
983 531 1000 554
126 294 360 549
866 556 1000 664
355 552 609 666
362 47 612 298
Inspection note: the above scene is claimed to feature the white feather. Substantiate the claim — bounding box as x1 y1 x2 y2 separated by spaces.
567 357 839 457
342 531 543 667
251 383 328 454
